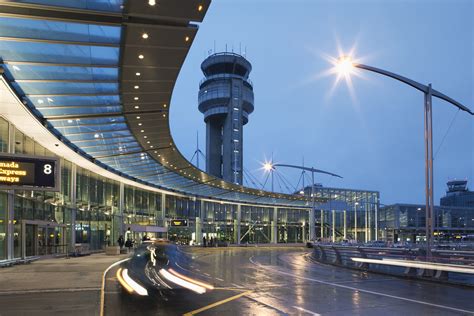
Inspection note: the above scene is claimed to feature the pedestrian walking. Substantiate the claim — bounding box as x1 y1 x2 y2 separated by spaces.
125 238 133 253
117 235 124 249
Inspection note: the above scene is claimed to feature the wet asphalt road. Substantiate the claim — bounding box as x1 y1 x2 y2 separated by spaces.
104 246 474 316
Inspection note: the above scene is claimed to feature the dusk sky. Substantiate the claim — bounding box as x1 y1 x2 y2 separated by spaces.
170 0 473 205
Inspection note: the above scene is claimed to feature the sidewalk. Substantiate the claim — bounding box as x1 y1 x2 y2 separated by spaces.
0 253 129 316
0 253 129 293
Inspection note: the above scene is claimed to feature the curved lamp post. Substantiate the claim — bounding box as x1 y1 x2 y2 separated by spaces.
263 162 343 241
336 56 473 259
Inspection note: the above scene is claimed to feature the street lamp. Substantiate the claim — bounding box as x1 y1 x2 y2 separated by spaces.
334 55 473 259
263 162 342 241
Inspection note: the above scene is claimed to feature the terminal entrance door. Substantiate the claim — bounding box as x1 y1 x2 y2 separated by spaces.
23 220 67 258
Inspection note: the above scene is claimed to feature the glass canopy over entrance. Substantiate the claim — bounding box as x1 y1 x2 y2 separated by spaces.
0 0 323 207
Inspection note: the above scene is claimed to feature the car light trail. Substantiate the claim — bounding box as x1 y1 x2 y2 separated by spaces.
168 268 214 290
159 269 207 294
116 268 134 293
351 258 474 274
117 268 149 296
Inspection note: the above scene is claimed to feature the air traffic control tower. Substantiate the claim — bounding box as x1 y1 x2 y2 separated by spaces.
198 52 254 185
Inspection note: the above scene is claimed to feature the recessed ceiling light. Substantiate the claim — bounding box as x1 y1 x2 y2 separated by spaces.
138 123 142 126
198 4 203 11
150 145 154 148
134 85 139 89
134 97 139 100
67 119 73 123
136 116 141 119
163 104 167 108
134 105 139 109
142 33 148 39
147 141 150 144
185 36 190 42
138 54 144 59
144 136 147 139
162 114 166 117
149 0 156 6
94 133 100 138
136 72 141 76
140 130 144 133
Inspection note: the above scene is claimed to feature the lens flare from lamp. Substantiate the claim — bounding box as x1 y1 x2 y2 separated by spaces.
263 163 273 172
336 56 354 76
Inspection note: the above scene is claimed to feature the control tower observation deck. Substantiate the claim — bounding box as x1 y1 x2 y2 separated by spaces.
198 52 254 185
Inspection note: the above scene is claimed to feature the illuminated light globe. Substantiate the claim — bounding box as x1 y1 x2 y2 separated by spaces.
336 56 354 75
263 163 273 171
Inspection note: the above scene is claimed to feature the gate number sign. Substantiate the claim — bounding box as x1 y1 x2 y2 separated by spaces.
0 154 59 191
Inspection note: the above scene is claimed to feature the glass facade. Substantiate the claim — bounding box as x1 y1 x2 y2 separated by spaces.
379 204 474 243
301 186 380 243
0 115 320 261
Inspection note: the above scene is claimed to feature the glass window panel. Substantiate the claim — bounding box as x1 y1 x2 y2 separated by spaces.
13 82 118 95
28 95 119 106
13 0 124 13
0 117 8 153
55 123 128 135
85 145 142 156
0 42 119 65
0 17 121 44
67 130 131 142
4 65 118 81
72 136 135 147
51 116 125 127
39 105 122 116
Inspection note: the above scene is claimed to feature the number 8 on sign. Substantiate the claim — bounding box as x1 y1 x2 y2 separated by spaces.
44 164 52 175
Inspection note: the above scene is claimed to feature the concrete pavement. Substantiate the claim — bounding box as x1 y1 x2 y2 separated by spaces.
0 253 128 315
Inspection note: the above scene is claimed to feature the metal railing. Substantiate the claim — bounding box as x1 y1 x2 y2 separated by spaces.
311 243 474 286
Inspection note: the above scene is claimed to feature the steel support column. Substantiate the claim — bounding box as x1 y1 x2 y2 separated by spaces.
424 84 434 259
271 207 278 244
332 210 336 242
236 204 241 244
375 198 378 241
309 171 315 241
6 122 14 260
118 182 125 238
70 163 77 251
354 204 358 243
320 210 324 240
343 210 347 240
365 202 369 243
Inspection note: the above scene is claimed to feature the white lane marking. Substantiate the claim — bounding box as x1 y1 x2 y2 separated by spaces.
215 277 225 282
100 257 131 316
175 262 213 280
232 283 244 288
0 288 100 295
249 256 474 314
293 306 321 315
203 272 211 276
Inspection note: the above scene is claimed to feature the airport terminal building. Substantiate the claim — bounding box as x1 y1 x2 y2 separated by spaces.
0 0 343 262
0 1 386 263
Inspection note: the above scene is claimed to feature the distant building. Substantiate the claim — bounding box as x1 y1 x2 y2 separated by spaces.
198 52 254 185
440 180 474 207
378 203 474 243
299 185 380 242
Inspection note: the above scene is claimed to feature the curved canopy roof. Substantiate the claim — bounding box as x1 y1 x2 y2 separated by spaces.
0 0 326 207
